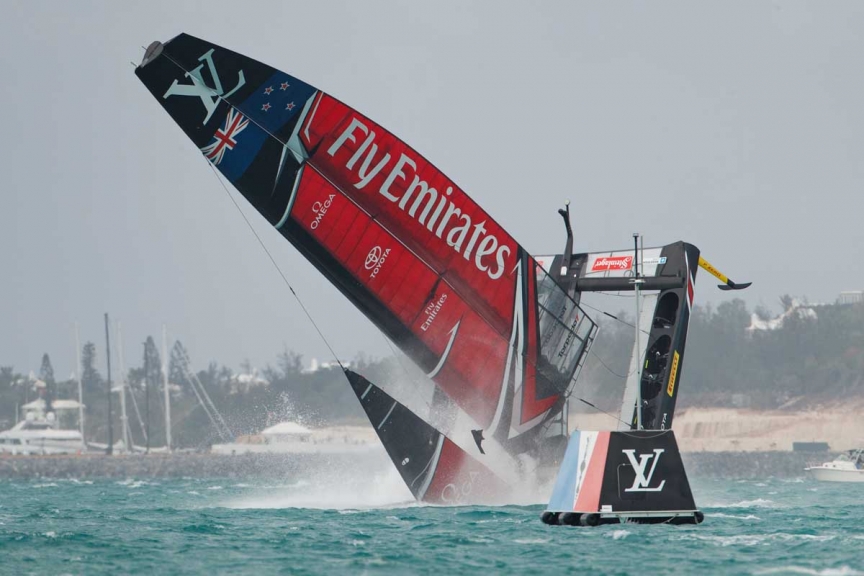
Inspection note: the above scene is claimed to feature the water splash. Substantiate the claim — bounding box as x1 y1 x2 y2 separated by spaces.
221 450 414 510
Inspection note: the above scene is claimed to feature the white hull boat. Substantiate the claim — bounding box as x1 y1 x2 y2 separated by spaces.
806 449 864 483
0 398 85 456
0 421 84 456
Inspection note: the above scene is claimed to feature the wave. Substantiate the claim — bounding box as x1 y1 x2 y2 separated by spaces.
678 533 838 547
706 498 777 509
754 567 864 576
513 538 550 544
711 512 762 520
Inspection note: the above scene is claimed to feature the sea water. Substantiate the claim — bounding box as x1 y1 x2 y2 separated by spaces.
1 474 862 575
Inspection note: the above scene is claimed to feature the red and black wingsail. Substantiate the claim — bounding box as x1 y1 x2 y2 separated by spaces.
135 34 596 455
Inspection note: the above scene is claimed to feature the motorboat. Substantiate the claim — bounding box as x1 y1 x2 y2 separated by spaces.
806 449 864 482
0 417 85 455
0 398 85 456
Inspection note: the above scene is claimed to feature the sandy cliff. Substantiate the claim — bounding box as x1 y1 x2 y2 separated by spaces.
572 401 864 452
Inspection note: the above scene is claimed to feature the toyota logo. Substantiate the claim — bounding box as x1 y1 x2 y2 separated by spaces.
365 246 383 270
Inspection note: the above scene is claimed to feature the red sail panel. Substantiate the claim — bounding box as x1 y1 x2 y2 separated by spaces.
289 166 509 426
424 438 510 505
298 94 518 339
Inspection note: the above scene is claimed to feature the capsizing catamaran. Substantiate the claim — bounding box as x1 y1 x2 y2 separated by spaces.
134 34 750 520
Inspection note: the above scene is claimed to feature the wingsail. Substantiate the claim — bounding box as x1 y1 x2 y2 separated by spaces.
345 369 509 504
135 34 596 455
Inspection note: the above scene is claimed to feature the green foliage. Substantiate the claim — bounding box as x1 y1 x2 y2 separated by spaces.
683 298 864 407
0 366 27 430
80 342 101 394
3 299 862 445
39 353 56 406
168 340 189 392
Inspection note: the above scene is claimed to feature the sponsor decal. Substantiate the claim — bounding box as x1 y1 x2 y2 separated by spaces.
591 256 633 272
421 293 448 332
365 245 391 279
556 309 582 359
163 49 246 124
666 350 680 397
365 246 383 270
326 117 512 281
641 256 667 266
310 194 335 230
622 449 666 492
440 470 481 504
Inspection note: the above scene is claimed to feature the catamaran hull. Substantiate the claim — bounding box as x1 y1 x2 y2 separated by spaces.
542 429 702 526
345 369 510 504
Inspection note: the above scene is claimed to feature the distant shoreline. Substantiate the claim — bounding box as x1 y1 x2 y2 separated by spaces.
0 450 827 480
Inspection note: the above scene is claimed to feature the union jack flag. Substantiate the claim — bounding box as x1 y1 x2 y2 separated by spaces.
200 108 250 165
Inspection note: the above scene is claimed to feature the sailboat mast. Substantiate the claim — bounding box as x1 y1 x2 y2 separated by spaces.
104 313 114 455
633 233 643 431
74 323 85 446
162 324 171 452
116 321 130 452
143 341 150 454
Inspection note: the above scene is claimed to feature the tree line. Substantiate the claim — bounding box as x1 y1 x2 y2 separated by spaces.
2 297 861 446
0 337 399 449
574 297 864 412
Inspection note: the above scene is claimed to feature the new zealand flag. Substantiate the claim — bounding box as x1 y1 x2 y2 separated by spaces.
235 72 317 137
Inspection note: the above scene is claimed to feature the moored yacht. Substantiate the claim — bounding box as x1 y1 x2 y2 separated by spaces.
0 398 85 456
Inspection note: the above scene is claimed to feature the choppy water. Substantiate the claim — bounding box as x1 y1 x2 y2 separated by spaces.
1 473 862 575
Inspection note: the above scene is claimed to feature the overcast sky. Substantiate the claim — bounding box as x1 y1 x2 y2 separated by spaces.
1 1 862 378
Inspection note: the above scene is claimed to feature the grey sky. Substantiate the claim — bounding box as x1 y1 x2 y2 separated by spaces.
1 1 862 379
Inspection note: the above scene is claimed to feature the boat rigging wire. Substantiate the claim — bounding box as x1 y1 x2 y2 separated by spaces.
574 397 630 428
588 348 634 380
378 335 434 414
594 291 635 298
206 163 347 372
578 300 648 336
